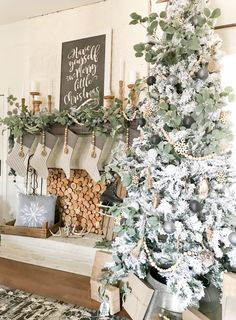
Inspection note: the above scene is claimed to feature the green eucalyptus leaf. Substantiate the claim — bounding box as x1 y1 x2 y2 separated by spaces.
130 20 139 25
159 20 167 31
135 52 144 58
133 43 145 52
145 52 153 63
211 8 221 19
122 174 131 187
187 36 201 51
204 8 211 17
149 12 158 21
150 20 158 31
160 11 167 18
141 17 148 23
159 102 169 110
130 12 142 20
166 26 176 34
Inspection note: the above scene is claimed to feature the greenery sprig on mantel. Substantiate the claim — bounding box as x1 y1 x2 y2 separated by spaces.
1 93 131 149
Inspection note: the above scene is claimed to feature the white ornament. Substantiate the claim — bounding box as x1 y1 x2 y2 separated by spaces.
130 201 140 211
165 165 177 175
199 178 209 199
148 149 157 161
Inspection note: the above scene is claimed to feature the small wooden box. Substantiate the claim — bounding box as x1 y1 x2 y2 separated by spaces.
183 308 210 320
0 220 61 238
90 279 120 315
222 272 236 320
90 250 121 315
123 273 154 320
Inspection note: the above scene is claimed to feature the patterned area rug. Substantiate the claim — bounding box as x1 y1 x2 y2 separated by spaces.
0 287 128 320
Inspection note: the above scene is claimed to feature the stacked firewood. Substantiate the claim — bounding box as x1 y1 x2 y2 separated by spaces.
47 169 106 234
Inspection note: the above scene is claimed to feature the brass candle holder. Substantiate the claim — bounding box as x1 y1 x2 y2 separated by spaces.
103 94 114 109
32 100 42 114
119 80 125 101
30 91 39 100
21 98 27 113
48 95 52 113
30 91 39 114
127 83 138 107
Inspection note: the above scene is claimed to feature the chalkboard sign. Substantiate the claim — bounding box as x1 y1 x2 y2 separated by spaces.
60 34 108 111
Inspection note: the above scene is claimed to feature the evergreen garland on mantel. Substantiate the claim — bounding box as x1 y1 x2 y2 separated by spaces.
0 92 137 150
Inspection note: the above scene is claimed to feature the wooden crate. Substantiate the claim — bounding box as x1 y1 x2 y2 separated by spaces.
0 220 61 238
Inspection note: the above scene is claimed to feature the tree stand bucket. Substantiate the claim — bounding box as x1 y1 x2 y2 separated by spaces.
144 268 185 320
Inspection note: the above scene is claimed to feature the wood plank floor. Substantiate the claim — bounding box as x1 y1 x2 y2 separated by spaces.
0 257 130 318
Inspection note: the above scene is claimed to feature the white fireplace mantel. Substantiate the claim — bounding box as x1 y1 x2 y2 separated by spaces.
0 233 103 276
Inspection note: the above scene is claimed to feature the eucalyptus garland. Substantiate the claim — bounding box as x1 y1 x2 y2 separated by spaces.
1 93 131 149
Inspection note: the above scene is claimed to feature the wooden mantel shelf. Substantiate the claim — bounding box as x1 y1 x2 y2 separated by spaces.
0 233 103 276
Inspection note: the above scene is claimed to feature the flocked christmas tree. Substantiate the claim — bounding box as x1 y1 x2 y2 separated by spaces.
104 0 236 309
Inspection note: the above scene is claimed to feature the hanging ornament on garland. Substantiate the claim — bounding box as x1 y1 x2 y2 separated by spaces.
132 175 140 185
136 117 146 127
150 134 161 145
196 67 209 80
130 201 140 211
153 193 160 209
199 177 209 199
174 140 188 155
163 221 176 234
143 105 153 118
216 170 227 184
219 111 230 124
146 76 156 86
183 115 195 128
189 200 203 213
147 149 157 162
229 232 236 246
207 57 220 73
131 237 144 258
199 249 215 269
145 168 154 189
168 75 179 86
206 226 213 242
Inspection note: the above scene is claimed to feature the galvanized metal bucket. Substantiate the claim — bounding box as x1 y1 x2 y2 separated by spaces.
144 269 185 320
199 284 221 320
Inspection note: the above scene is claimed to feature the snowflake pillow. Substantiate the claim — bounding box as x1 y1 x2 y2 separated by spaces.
15 193 57 228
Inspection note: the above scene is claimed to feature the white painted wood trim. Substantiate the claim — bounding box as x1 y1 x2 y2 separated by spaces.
0 233 103 276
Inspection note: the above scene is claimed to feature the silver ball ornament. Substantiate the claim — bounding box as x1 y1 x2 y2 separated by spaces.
163 221 176 234
229 232 236 246
196 67 209 80
168 75 179 86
